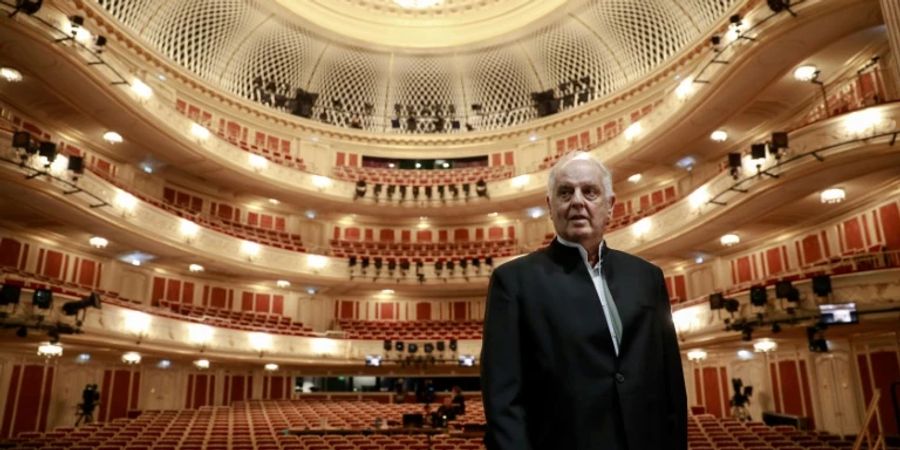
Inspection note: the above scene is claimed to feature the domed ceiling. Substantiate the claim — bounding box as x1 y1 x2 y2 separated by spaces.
95 0 739 133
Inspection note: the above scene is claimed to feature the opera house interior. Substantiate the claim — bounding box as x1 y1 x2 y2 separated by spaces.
0 0 899 448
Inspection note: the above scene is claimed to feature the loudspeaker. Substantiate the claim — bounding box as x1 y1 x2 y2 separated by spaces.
751 143 767 160
395 341 405 352
67 156 84 174
775 280 793 299
12 131 32 149
0 284 22 305
708 293 724 310
771 131 789 149
32 288 53 309
408 343 418 354
749 285 767 306
728 153 742 168
812 275 832 297
436 341 445 352
383 340 392 352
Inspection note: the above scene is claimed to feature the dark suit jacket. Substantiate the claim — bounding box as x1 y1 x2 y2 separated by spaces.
481 239 687 450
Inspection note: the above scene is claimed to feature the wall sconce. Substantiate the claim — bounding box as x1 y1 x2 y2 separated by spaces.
249 332 273 357
179 219 200 243
114 190 138 217
241 240 261 262
187 323 214 352
307 254 328 273
687 349 708 362
311 175 332 191
123 310 151 344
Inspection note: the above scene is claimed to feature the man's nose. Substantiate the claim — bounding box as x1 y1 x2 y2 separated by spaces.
570 188 587 205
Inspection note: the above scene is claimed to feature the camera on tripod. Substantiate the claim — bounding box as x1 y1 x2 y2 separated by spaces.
75 383 100 426
730 378 753 421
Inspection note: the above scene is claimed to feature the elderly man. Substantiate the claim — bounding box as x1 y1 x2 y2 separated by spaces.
481 152 687 450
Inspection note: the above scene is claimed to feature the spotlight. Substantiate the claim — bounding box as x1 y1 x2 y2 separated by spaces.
47 328 60 344
475 179 488 198
62 292 101 316
408 343 418 354
449 339 458 352
436 341 445 352
767 0 797 16
1 283 22 305
67 156 85 174
16 326 27 338
771 323 782 333
94 35 107 50
741 325 753 341
775 280 798 300
807 325 828 352
771 132 789 150
724 298 740 313
12 0 43 16
425 186 432 199
12 131 34 150
424 343 434 354
751 143 767 160
749 285 767 307
395 341 404 352
812 275 832 297
355 180 367 199
727 152 742 179
383 340 392 352
32 288 53 309
708 293 724 310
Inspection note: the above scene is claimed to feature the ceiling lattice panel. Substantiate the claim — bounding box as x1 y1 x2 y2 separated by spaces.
94 0 740 133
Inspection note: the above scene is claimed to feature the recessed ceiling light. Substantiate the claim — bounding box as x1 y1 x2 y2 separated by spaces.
188 264 204 272
793 65 819 82
89 236 108 248
820 188 845 204
103 131 123 144
276 280 291 288
720 234 740 247
529 134 538 142
0 67 23 83
305 210 317 219
627 173 642 183
380 289 395 295
710 130 728 142
488 212 498 217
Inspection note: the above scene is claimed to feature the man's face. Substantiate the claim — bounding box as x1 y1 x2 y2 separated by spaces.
547 159 615 247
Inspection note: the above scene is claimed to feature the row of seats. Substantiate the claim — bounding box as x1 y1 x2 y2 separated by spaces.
5 400 486 449
333 165 514 186
337 320 483 341
688 414 872 450
159 300 314 336
332 239 516 262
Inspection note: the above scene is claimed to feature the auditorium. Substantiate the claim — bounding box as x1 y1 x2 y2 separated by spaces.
0 0 898 449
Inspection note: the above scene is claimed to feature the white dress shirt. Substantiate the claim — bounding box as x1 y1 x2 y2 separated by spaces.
556 236 622 356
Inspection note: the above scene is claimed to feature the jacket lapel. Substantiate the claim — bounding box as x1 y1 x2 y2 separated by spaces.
603 249 640 352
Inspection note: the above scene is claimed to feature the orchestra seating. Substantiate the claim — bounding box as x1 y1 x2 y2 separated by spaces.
337 320 483 340
333 165 514 187
2 400 486 450
8 405 895 450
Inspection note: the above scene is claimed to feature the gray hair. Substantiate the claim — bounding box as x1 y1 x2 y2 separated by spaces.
546 151 615 202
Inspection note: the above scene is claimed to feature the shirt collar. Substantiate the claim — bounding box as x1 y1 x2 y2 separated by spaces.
555 235 606 268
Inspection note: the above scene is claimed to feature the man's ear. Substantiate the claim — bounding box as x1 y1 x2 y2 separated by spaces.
546 194 551 211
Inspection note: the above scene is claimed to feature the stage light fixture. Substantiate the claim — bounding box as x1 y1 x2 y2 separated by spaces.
408 343 418 354
32 288 53 309
424 343 434 354
1 283 22 305
436 341 445 352
812 275 832 297
749 285 767 307
751 143 767 160
67 156 84 174
355 180 367 199
395 341 404 352
62 292 101 316
12 0 43 16
724 298 740 313
16 326 27 338
475 179 488 198
449 339 458 352
708 293 724 310
383 340 392 352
